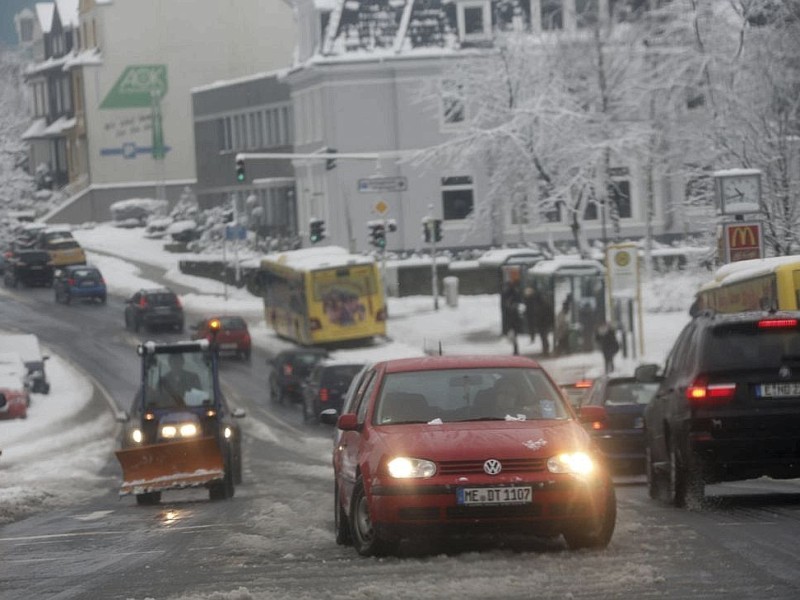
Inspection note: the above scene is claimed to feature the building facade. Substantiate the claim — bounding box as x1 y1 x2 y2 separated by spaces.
32 0 296 223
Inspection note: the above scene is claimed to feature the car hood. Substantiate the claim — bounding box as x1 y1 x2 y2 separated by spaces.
373 420 591 461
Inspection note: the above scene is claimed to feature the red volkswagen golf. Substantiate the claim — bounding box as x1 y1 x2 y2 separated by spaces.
326 355 616 556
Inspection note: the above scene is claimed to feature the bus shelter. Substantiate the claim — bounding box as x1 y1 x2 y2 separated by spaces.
527 258 606 354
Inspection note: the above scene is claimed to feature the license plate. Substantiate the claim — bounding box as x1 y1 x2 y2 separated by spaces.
758 383 800 398
221 343 237 350
80 281 95 287
457 486 532 506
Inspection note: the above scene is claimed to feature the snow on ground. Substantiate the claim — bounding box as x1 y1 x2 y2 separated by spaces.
1 222 701 529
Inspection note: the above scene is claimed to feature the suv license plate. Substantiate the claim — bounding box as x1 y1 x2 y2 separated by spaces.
758 383 800 398
457 486 532 506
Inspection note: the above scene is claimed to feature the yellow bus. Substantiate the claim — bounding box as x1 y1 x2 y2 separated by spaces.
258 246 386 345
695 256 800 314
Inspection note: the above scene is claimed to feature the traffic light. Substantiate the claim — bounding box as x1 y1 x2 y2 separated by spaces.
309 218 326 244
423 218 442 243
369 222 386 248
432 218 443 242
326 148 337 171
235 158 246 183
387 219 397 233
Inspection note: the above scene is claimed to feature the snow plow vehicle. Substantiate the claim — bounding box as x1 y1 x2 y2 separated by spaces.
115 332 245 505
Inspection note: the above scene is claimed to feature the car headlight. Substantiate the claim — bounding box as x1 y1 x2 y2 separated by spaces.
131 429 143 444
223 426 233 439
547 452 595 476
160 423 199 439
387 457 436 479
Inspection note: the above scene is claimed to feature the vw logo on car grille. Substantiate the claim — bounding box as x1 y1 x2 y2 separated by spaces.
779 366 792 380
483 459 502 475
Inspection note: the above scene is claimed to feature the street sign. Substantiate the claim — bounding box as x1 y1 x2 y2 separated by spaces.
374 201 388 215
225 225 247 241
358 176 407 193
607 243 639 296
723 221 763 263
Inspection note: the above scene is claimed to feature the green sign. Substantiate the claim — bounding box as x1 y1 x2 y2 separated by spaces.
100 65 168 109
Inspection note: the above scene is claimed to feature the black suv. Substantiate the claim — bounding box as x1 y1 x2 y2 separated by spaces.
300 359 367 423
639 310 800 507
3 249 54 287
124 288 185 333
268 348 328 405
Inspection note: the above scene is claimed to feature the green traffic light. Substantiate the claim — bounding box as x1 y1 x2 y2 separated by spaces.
237 173 245 182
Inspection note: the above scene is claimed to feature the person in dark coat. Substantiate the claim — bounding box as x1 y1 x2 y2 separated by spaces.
524 286 553 356
595 322 620 374
501 280 522 336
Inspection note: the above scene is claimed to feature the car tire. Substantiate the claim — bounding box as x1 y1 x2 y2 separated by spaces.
334 483 352 546
269 376 283 405
99 295 107 304
350 476 396 557
668 433 704 509
563 481 617 550
64 292 71 305
209 453 235 501
645 445 661 500
135 492 162 505
241 350 251 361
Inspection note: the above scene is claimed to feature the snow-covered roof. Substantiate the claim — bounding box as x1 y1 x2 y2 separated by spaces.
320 0 529 58
713 168 762 177
190 68 290 94
64 48 103 69
21 118 48 140
25 54 70 76
529 256 605 275
699 255 800 290
55 0 79 27
0 334 43 364
35 3 55 34
478 248 545 267
41 116 76 137
261 246 376 271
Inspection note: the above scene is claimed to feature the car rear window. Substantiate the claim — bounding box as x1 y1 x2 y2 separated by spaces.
702 324 800 371
604 381 659 406
70 268 100 279
219 316 246 330
48 240 80 249
322 365 364 387
19 252 50 263
148 293 179 306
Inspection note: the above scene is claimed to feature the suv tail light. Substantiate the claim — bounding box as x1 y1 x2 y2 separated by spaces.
138 297 148 308
758 318 798 329
686 376 736 406
174 296 182 308
283 364 293 376
67 278 76 286
319 387 329 402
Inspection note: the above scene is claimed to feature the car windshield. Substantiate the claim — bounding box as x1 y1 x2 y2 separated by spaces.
604 381 659 406
374 368 569 425
143 352 214 408
703 325 800 371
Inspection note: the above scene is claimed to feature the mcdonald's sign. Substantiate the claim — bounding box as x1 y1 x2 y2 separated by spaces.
723 222 763 263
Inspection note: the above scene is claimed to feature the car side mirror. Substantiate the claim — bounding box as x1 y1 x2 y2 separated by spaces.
43 355 50 361
231 407 246 418
115 411 130 423
634 364 661 383
320 408 338 425
337 413 360 431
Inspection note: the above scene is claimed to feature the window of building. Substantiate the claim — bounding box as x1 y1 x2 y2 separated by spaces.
576 0 599 29
457 1 491 40
584 200 599 220
510 194 530 226
541 0 564 31
441 79 465 125
61 77 71 112
19 19 33 42
272 109 281 145
441 176 474 220
248 112 258 149
609 179 632 218
281 106 291 144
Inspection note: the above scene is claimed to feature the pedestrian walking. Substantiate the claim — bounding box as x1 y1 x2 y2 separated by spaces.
524 286 553 356
595 322 620 374
554 294 573 356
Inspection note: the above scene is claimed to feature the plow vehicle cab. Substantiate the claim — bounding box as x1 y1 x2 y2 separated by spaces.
115 332 245 505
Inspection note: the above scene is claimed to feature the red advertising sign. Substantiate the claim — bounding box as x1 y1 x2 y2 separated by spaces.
724 222 763 263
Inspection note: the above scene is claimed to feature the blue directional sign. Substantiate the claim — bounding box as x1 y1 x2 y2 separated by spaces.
225 225 247 241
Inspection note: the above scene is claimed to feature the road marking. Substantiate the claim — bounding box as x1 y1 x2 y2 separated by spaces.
0 523 224 543
73 510 115 521
4 550 165 563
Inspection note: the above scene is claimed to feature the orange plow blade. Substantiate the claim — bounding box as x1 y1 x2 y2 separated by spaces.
115 437 225 496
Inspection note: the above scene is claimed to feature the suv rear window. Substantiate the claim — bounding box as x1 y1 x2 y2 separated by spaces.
18 251 50 263
702 325 800 371
322 365 364 387
147 293 179 306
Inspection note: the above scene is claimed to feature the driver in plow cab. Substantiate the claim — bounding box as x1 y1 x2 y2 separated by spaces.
115 331 245 505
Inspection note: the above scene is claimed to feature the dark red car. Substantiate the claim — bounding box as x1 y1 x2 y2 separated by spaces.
324 355 616 556
0 383 28 420
191 316 251 360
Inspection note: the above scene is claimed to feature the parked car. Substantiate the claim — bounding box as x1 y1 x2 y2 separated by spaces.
322 355 616 556
301 359 367 423
0 381 28 420
0 334 50 394
124 288 184 333
0 352 32 407
560 378 594 408
54 265 107 304
191 316 251 360
580 374 659 475
3 249 54 287
268 348 329 405
640 310 800 507
43 238 87 268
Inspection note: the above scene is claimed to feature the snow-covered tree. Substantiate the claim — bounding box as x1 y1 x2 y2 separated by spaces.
0 49 34 213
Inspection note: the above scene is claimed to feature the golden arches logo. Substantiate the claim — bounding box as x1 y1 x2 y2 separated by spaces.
728 226 758 248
